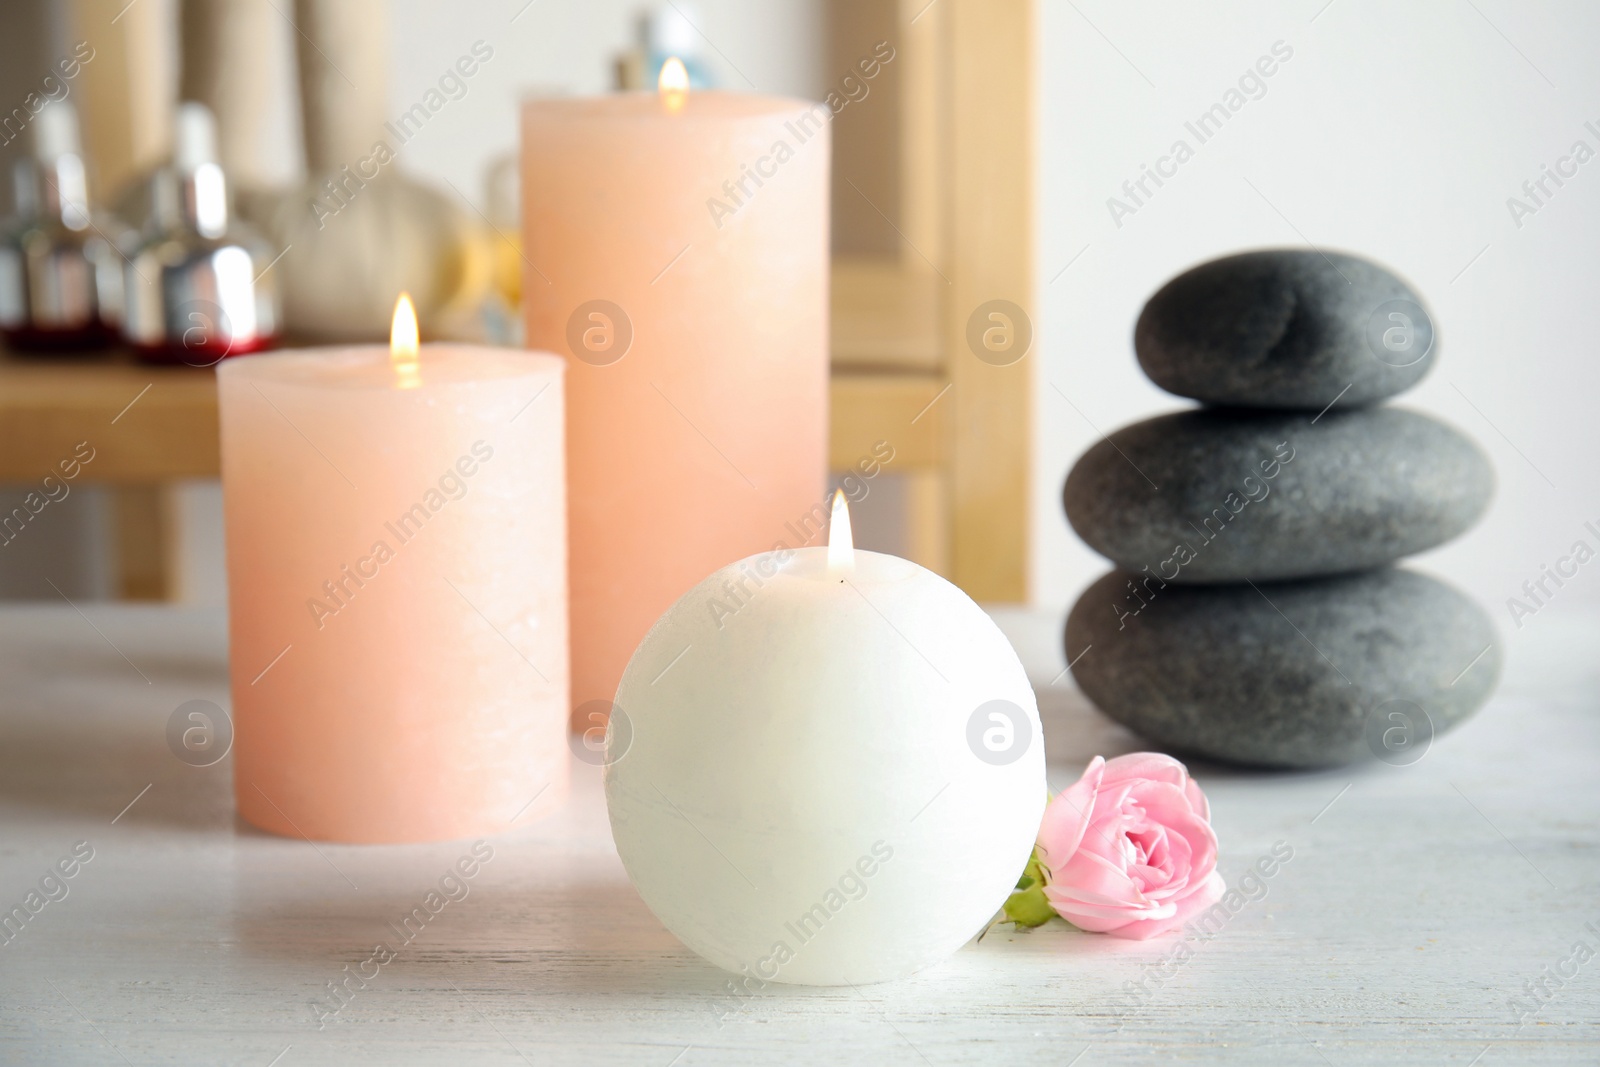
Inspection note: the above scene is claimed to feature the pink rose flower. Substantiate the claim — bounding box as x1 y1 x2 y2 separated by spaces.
1036 752 1223 940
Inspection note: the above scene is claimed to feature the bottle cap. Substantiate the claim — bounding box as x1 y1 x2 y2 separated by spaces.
642 6 698 57
32 102 82 163
174 102 219 172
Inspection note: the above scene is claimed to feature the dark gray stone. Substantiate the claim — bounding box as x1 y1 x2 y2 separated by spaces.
1062 406 1493 583
1065 568 1499 769
1135 249 1435 409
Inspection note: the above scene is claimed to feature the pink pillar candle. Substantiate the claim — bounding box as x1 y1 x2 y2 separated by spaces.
219 340 567 843
521 87 829 724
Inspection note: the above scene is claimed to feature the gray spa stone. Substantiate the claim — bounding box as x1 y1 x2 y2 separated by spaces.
1135 249 1435 410
1064 568 1499 769
1062 406 1493 583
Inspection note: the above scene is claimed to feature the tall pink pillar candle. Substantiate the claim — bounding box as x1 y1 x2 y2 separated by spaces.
521 87 829 724
219 340 567 843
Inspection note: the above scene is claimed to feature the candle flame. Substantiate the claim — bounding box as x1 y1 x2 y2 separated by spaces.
827 489 854 571
658 56 689 113
391 292 420 389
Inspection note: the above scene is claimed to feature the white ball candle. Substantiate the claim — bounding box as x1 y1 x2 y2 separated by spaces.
606 494 1044 985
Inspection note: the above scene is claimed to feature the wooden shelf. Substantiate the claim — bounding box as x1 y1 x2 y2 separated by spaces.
0 350 220 484
0 348 953 482
829 257 943 372
828 371 945 470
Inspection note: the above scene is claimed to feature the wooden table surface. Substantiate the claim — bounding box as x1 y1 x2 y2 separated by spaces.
0 349 220 485
0 603 1595 1066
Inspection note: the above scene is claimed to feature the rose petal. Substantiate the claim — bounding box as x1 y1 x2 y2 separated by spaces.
1044 892 1174 923
1101 751 1190 791
1078 795 1136 854
1046 887 1177 931
1124 780 1197 823
1033 751 1221 940
1037 756 1104 876
1157 810 1218 884
1058 845 1141 902
1046 883 1146 909
1184 775 1211 823
1102 870 1228 940
1125 783 1216 874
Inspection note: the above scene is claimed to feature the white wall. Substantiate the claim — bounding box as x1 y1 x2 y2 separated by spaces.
1035 0 1600 635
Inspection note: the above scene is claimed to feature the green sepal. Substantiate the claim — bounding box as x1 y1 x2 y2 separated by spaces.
1002 848 1056 928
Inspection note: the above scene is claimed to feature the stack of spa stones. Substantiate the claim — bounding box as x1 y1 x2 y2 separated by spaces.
1062 250 1500 768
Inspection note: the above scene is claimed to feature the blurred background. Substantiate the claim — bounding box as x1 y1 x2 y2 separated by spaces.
0 0 1596 641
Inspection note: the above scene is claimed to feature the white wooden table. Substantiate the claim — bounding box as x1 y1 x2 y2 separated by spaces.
1 603 1595 1065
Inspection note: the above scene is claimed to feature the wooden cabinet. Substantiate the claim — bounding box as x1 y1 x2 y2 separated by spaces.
828 0 1032 602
